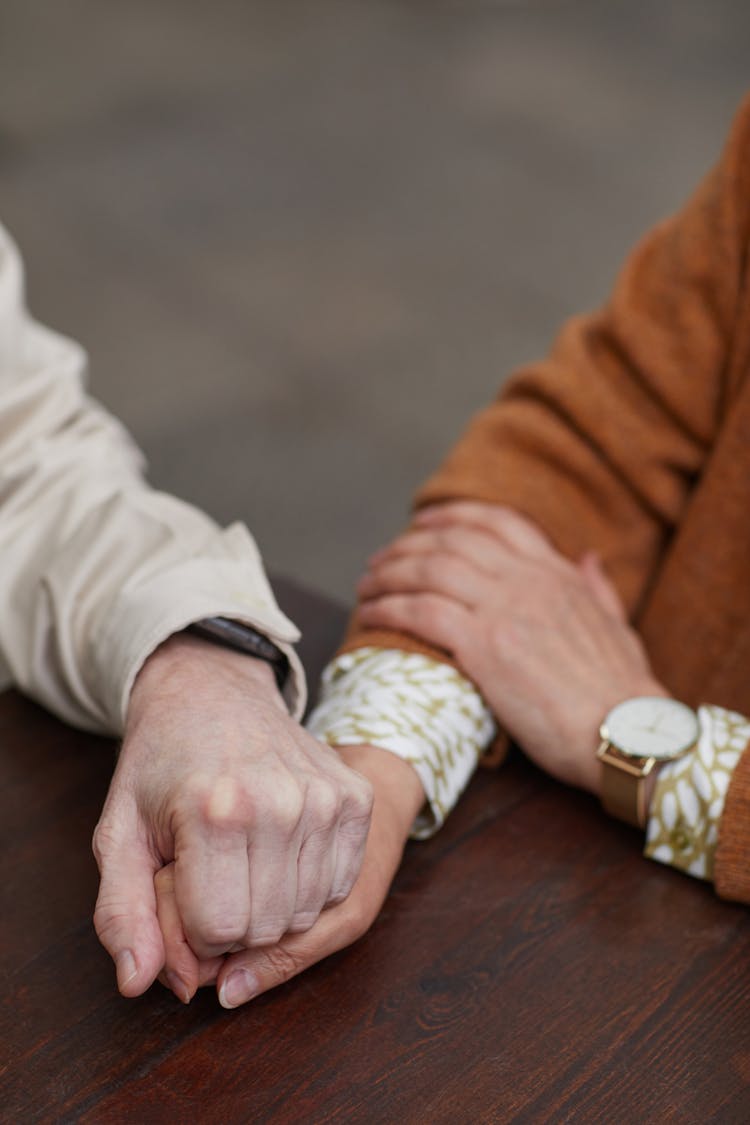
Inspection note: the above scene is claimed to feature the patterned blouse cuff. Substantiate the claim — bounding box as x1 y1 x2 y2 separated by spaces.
305 647 495 838
644 704 750 881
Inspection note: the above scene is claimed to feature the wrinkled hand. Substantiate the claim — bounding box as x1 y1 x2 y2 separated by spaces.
154 745 424 1006
92 634 374 998
356 501 667 794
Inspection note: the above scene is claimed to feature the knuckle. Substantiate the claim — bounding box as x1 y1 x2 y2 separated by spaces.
419 554 446 585
91 809 127 869
191 915 247 949
264 944 303 982
92 901 114 942
90 821 108 867
266 781 305 834
343 775 374 826
288 910 319 934
171 771 244 834
185 774 251 836
93 894 147 947
248 921 287 948
203 775 243 826
307 778 340 828
329 866 358 902
355 774 374 817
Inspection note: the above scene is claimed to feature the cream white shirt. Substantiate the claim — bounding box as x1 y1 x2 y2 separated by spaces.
0 223 305 733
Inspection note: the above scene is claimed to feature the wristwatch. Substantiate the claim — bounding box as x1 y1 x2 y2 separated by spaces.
188 616 290 692
596 696 699 829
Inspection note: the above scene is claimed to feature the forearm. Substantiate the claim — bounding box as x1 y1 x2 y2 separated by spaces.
0 224 304 732
337 742 426 836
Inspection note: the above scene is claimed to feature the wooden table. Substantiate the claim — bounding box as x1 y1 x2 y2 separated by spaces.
2 579 749 1124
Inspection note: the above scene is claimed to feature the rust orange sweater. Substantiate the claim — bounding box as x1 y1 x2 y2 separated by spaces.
343 95 750 904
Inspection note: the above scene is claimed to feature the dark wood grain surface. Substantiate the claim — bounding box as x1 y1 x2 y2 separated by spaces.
1 578 748 1124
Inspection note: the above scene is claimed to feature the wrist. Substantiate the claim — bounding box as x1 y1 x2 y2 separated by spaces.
584 680 671 798
128 632 283 727
596 690 696 830
336 744 426 837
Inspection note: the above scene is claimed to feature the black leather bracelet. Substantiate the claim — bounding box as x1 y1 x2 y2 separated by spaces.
187 617 290 692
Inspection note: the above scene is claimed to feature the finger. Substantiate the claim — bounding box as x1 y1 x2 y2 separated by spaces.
216 880 374 1010
579 552 628 622
290 770 367 929
157 952 224 995
173 784 252 958
292 819 338 930
328 770 373 904
92 822 164 998
357 592 471 655
415 501 556 561
154 863 201 1003
286 749 372 924
245 828 300 946
198 958 225 987
357 552 492 609
365 525 515 579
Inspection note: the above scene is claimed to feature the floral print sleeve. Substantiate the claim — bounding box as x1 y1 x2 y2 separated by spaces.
306 647 495 838
645 705 750 881
310 650 748 877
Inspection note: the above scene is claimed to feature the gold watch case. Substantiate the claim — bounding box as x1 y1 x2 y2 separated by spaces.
596 696 699 828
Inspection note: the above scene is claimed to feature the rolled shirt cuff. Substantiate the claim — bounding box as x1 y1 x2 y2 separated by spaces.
92 523 306 732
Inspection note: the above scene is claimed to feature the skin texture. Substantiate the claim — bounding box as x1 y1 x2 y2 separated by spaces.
92 634 374 998
154 744 425 1007
357 501 668 795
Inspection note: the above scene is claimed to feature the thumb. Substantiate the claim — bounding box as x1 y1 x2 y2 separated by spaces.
579 551 628 623
92 817 165 997
216 882 379 1010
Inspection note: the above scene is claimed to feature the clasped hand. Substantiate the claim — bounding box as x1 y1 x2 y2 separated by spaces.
94 501 665 1009
92 633 375 1003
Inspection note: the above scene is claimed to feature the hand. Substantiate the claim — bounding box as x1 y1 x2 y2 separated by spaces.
154 745 424 1006
355 501 667 795
92 634 374 998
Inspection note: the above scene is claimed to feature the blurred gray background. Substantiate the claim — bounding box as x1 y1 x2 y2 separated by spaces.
1 0 748 604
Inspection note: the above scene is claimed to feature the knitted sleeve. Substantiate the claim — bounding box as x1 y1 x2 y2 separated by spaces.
340 96 750 672
715 739 750 903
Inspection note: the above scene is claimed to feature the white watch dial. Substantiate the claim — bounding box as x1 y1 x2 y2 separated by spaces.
601 697 699 760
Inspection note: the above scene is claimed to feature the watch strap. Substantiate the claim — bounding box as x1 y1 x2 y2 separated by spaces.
596 741 655 829
188 617 290 691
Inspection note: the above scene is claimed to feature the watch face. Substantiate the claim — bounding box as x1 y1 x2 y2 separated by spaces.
601 697 699 760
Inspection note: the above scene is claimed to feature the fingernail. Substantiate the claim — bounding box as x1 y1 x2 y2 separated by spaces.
219 969 260 1010
116 949 138 991
165 970 191 1005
